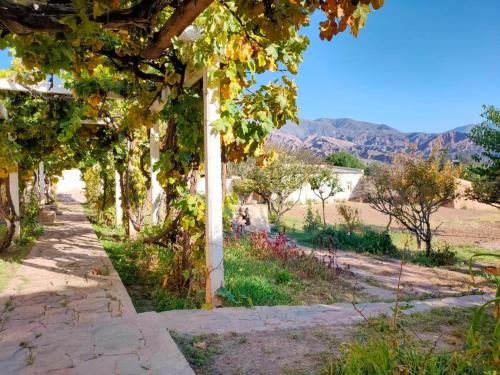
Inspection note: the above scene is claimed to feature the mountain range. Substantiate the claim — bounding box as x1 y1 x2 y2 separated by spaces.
267 118 480 163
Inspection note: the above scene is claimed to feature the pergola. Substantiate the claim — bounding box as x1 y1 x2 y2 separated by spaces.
0 43 224 306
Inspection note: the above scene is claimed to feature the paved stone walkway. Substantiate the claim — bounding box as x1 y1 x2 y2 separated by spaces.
160 294 491 335
0 203 193 375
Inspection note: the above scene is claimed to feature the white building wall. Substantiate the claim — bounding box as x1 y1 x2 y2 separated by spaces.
287 171 363 204
55 169 86 203
196 177 237 195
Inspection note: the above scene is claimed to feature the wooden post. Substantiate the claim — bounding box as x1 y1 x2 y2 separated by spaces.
8 170 20 239
150 121 161 225
38 161 45 204
203 65 224 307
115 170 123 226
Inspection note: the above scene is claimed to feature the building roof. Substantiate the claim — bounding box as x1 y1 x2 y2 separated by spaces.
330 166 364 174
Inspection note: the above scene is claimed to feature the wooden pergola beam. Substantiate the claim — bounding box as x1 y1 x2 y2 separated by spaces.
141 0 213 59
0 0 214 60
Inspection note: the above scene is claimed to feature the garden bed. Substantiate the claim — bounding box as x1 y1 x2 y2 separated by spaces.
91 221 369 312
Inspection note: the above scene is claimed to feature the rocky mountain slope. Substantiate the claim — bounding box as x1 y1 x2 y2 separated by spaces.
268 118 479 162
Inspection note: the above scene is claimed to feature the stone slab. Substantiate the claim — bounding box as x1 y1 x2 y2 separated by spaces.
158 294 492 335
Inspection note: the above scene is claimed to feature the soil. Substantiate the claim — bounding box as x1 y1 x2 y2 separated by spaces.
175 325 355 375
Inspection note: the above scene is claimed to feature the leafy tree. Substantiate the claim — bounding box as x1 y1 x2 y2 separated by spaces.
366 147 461 256
467 106 500 208
232 150 310 223
308 169 342 225
326 151 366 170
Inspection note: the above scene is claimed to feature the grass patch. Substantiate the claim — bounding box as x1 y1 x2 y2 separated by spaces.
0 219 41 293
90 221 203 312
223 238 356 307
170 332 222 373
320 307 498 374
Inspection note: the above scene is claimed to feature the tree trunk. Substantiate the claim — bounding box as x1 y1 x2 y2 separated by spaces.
386 214 392 232
321 199 326 226
425 239 432 257
416 236 421 249
0 176 17 252
424 218 432 257
102 173 108 213
265 199 271 218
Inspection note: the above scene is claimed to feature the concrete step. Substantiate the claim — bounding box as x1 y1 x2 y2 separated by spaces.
158 294 492 336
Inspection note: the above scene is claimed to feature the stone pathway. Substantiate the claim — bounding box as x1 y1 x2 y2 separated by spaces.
298 245 495 300
0 203 193 375
159 294 491 335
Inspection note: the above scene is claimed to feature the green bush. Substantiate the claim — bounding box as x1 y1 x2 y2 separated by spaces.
303 201 322 232
19 191 43 244
407 242 457 267
275 270 292 284
312 226 397 255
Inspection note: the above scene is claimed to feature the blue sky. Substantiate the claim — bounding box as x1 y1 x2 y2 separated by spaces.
291 0 500 132
1 0 499 133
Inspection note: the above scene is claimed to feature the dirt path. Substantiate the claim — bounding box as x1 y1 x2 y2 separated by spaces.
0 203 193 375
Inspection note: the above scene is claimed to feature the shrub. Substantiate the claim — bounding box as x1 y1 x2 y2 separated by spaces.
19 191 43 244
275 270 292 284
313 226 397 256
428 242 457 266
361 230 398 255
407 242 457 267
303 201 322 232
336 203 361 234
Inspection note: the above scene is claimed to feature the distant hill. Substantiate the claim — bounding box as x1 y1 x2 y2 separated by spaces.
268 118 480 163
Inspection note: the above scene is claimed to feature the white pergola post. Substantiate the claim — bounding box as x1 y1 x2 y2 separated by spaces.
38 161 45 205
203 66 224 307
115 170 123 226
8 170 20 239
150 121 161 225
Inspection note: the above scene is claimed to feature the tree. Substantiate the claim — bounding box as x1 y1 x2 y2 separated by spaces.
467 106 500 208
366 147 461 256
232 150 310 223
326 151 366 170
308 169 342 225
